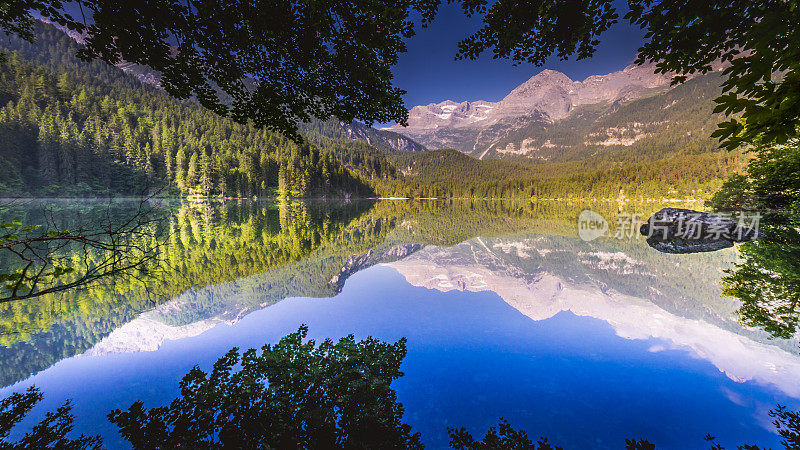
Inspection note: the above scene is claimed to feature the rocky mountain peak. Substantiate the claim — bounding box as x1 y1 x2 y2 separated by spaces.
401 99 498 130
339 121 427 152
385 62 674 147
505 69 574 99
496 69 576 120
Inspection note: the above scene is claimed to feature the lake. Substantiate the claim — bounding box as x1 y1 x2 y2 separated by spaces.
0 199 797 449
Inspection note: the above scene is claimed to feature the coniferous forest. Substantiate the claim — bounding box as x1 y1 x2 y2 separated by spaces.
0 23 405 199
0 22 749 202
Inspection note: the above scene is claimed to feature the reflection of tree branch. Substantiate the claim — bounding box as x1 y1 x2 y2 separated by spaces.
0 192 169 303
4 258 158 301
723 212 800 340
9 261 32 299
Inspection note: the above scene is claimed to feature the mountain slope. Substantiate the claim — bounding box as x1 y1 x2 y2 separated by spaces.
0 22 407 198
481 72 725 162
388 64 669 133
385 145 745 199
386 63 725 163
341 121 426 152
300 118 426 153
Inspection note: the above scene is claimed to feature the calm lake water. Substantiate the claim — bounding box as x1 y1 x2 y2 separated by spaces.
0 199 797 449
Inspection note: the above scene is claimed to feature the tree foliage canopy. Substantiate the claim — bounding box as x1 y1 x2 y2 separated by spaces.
0 386 101 449
2 0 441 140
454 0 619 65
108 325 423 449
722 211 800 339
3 0 798 151
1 325 800 448
454 0 800 152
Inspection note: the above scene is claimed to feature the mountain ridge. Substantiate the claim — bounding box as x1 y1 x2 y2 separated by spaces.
384 63 727 162
385 63 671 134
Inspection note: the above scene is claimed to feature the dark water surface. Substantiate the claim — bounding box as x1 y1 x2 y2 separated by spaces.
0 199 797 449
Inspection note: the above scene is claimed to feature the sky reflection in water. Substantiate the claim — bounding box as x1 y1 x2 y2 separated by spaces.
0 201 797 449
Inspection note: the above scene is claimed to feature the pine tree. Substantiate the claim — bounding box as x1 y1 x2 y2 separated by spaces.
187 151 199 192
175 146 187 192
36 113 58 186
165 146 174 185
200 151 211 196
57 114 75 184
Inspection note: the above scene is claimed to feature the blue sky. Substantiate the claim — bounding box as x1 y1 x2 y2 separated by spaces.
392 2 647 107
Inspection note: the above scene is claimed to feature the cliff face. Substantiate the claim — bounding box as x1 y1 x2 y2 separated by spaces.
329 244 423 291
382 63 709 158
339 121 427 152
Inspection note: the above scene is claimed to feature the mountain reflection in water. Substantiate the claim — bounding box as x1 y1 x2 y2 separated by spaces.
388 237 800 398
0 199 798 449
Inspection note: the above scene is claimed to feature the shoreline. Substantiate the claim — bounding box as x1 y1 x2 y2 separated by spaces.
0 196 708 202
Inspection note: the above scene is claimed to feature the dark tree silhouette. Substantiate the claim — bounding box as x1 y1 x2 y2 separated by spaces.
0 197 165 302
3 0 441 141
0 386 101 449
4 1 798 155
625 439 656 450
454 0 800 153
108 325 423 449
448 418 563 450
2 327 800 448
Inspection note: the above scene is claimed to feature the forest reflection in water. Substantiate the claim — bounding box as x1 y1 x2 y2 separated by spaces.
0 198 797 392
721 210 800 340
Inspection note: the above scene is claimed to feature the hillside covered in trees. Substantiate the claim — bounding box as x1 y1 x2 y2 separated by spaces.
0 23 409 198
386 146 746 199
0 23 748 201
384 69 749 199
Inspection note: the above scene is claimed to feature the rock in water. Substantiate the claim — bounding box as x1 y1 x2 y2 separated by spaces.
645 236 734 254
640 208 764 253
640 208 764 241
